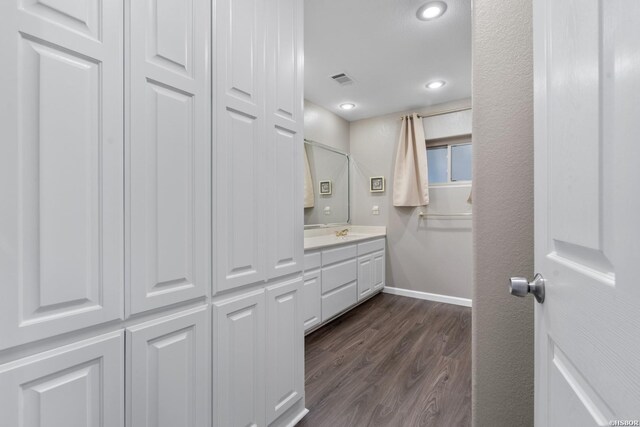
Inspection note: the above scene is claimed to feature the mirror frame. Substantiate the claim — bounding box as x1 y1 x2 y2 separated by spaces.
303 139 351 228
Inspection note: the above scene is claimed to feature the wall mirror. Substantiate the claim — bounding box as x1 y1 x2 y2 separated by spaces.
303 139 350 227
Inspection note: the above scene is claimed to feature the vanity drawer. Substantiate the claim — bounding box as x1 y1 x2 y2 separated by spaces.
357 238 385 256
304 251 321 271
321 244 357 266
321 281 357 322
321 259 357 294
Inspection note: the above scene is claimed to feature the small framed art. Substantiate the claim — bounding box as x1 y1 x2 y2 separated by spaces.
370 176 385 193
319 180 332 195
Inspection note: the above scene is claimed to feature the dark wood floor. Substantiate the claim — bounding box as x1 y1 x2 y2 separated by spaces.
298 293 471 427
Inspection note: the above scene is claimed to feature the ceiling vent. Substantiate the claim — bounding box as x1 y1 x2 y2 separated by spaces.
330 73 355 86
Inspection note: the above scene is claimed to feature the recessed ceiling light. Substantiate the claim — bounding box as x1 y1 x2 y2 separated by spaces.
426 80 446 89
417 1 447 21
340 103 356 110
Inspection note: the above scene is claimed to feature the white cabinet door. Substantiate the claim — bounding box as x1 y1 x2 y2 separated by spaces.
265 0 304 280
215 0 267 292
302 270 321 331
266 277 304 423
127 306 209 427
0 0 124 350
0 331 124 427
213 290 266 427
357 254 373 300
128 0 211 315
372 250 385 291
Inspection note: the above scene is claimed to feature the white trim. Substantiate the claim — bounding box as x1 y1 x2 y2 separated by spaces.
383 286 472 307
284 409 309 427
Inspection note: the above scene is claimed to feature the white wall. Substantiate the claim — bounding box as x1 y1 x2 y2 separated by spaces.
472 0 534 426
303 100 349 152
349 98 473 300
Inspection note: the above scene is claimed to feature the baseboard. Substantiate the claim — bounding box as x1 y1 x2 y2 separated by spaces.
383 286 472 307
286 408 309 427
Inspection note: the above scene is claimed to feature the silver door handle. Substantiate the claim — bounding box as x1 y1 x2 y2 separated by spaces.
509 274 545 303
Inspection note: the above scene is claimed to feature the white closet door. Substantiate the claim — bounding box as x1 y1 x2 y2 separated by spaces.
127 306 209 427
128 0 211 315
265 0 304 280
215 0 267 292
213 290 266 427
0 0 124 350
266 277 304 423
0 331 124 427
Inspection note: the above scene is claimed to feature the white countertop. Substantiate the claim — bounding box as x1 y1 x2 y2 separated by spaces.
304 225 386 250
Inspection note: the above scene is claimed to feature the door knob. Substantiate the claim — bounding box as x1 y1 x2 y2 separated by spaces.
509 274 545 303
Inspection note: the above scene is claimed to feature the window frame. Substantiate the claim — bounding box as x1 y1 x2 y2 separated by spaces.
426 140 472 187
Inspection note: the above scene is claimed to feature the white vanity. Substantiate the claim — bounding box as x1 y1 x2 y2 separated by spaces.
302 226 386 333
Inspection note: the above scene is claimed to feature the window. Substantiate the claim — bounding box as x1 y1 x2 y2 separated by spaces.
426 142 472 185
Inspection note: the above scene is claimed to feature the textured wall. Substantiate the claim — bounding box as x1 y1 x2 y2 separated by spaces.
303 99 350 152
349 99 473 299
472 0 534 426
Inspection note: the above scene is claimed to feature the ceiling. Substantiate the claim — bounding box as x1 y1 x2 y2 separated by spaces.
304 0 472 121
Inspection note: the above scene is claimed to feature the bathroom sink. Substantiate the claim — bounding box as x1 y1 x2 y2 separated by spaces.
303 227 386 250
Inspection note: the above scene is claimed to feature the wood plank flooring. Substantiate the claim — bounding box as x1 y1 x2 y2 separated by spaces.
298 293 471 427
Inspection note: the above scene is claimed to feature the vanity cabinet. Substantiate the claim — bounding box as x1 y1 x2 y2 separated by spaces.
357 239 386 301
321 252 358 322
302 252 322 331
303 237 386 333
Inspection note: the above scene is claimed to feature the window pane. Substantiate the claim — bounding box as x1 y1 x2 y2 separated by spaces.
451 144 472 182
427 146 448 184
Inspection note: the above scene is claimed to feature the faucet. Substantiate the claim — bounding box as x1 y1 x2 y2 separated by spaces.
335 229 349 238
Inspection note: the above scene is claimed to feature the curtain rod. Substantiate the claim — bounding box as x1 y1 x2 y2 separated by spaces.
400 107 471 120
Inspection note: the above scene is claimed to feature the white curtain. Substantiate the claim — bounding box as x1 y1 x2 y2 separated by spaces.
303 146 314 208
393 113 429 206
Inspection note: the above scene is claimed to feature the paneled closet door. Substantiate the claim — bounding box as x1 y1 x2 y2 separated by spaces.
265 0 305 280
0 331 124 427
128 0 211 315
215 0 267 293
127 306 209 427
213 290 266 427
266 277 304 424
0 0 124 350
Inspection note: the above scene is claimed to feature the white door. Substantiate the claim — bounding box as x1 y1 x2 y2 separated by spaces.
213 290 266 427
357 254 373 300
0 331 124 427
265 0 304 280
0 0 124 349
302 269 321 331
266 277 304 424
128 0 211 315
372 250 385 291
215 0 267 292
127 306 209 427
532 0 640 425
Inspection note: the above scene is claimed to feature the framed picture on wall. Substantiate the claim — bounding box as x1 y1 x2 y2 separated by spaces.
319 180 332 195
370 176 385 193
